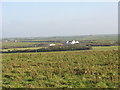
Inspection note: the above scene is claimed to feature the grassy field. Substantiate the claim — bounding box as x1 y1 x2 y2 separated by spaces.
0 47 47 52
2 46 119 88
2 42 39 48
1 46 118 52
92 46 118 51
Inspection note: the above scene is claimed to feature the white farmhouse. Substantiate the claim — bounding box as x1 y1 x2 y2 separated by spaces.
75 41 79 44
49 44 56 46
71 40 76 44
66 40 79 44
66 41 69 44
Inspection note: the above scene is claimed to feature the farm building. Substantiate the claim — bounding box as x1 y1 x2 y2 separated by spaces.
49 43 63 46
49 44 56 46
66 40 79 44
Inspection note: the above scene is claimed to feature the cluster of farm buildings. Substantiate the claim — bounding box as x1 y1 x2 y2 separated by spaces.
49 40 79 46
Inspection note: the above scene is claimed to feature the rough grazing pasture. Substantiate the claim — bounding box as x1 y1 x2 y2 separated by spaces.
2 50 119 88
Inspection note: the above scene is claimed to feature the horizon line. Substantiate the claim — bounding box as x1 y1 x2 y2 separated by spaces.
2 33 118 39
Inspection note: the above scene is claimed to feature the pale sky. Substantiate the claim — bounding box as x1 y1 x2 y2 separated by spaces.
2 2 118 38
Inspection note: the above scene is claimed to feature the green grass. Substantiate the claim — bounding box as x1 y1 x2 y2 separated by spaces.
1 47 47 52
2 50 119 88
92 46 118 51
1 46 118 52
2 42 41 48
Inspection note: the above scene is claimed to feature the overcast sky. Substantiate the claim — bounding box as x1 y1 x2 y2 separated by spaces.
2 2 118 38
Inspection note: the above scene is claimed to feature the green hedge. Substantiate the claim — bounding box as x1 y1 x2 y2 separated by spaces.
1 45 92 53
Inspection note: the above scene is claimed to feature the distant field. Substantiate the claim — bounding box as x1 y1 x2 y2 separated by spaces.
9 34 117 41
1 46 118 53
92 46 118 51
2 42 50 49
2 42 39 48
2 34 118 50
0 47 46 52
